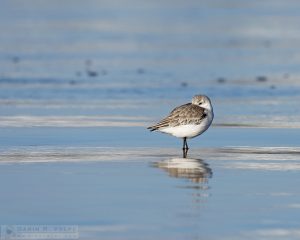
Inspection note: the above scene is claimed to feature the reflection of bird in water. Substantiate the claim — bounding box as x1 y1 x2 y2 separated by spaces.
147 95 214 158
152 158 212 184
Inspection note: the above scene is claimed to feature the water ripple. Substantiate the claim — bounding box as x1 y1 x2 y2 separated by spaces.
1 146 300 172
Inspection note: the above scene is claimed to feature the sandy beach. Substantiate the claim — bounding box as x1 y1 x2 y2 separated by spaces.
1 0 300 239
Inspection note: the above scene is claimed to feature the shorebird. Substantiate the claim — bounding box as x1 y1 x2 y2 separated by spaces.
147 95 214 157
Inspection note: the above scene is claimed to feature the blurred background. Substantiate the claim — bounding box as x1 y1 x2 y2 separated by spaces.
1 0 300 128
2 2 300 239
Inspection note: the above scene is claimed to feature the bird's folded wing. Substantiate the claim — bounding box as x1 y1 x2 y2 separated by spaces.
148 103 206 131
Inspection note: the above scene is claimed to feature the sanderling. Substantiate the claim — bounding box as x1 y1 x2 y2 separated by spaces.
148 95 214 157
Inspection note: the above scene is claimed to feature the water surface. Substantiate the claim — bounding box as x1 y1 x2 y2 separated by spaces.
1 0 300 239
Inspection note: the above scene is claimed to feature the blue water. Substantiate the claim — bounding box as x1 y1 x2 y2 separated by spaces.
0 155 300 240
1 1 300 239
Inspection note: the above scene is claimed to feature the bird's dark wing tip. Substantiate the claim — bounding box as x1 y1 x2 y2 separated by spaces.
147 126 157 131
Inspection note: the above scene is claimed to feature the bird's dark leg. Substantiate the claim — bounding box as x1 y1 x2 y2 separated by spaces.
183 148 188 158
182 137 189 158
185 139 189 150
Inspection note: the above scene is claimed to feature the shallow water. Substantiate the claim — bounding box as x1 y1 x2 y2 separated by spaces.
1 127 300 240
1 0 300 129
1 144 300 240
1 0 300 239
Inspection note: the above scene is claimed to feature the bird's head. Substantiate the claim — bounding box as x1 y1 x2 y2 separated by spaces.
191 95 212 110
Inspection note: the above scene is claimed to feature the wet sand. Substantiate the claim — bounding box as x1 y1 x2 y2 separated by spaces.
1 0 300 239
0 127 300 240
0 151 299 240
